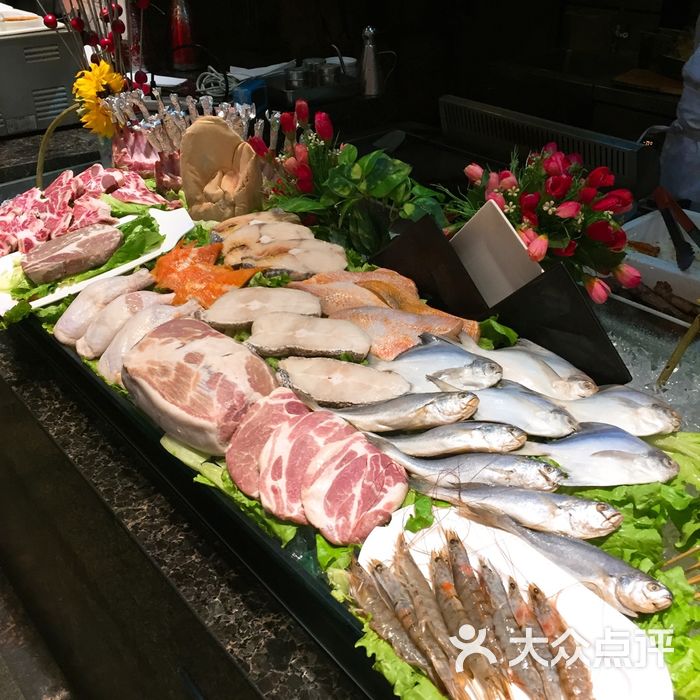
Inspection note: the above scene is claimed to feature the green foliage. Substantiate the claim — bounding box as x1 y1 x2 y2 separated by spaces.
478 316 519 349
315 535 356 571
247 271 291 287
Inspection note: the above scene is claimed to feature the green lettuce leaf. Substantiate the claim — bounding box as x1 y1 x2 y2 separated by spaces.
315 535 356 571
478 316 518 350
143 177 157 192
404 492 435 533
647 432 700 490
100 194 163 217
181 221 213 247
345 248 378 272
248 271 291 288
0 299 32 328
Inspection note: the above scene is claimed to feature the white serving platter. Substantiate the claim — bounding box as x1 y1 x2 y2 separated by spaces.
449 200 543 308
359 506 673 700
0 207 194 315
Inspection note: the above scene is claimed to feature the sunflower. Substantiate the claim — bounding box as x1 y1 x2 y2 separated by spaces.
73 60 125 138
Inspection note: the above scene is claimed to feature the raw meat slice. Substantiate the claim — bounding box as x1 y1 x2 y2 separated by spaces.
201 287 321 331
331 307 463 360
286 280 388 315
258 410 355 523
301 432 408 544
69 195 117 231
0 232 17 256
226 388 310 498
122 318 276 453
21 223 122 284
54 269 154 346
76 290 175 359
73 164 105 198
294 268 419 297
107 170 180 209
98 300 199 384
41 209 73 238
277 357 410 407
247 312 372 360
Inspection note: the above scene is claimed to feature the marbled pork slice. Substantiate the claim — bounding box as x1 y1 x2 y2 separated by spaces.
98 300 200 384
76 290 175 359
247 312 372 360
53 268 154 346
226 388 310 498
200 287 321 332
123 318 276 454
258 410 355 524
302 433 408 544
21 222 122 284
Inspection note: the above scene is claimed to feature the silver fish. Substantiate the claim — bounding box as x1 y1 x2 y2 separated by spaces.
370 333 502 392
516 422 680 486
374 422 526 456
367 435 564 491
328 392 479 432
463 505 674 617
511 337 596 384
469 381 578 438
555 385 682 436
413 481 623 539
460 334 597 400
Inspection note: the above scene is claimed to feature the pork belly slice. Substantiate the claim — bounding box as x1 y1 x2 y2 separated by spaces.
247 312 371 360
122 318 275 454
226 388 310 499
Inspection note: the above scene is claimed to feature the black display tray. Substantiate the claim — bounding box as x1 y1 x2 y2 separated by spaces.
9 318 394 700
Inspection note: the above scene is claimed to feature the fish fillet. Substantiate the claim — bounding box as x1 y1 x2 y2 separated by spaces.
222 221 315 256
294 268 418 297
286 280 389 315
331 307 463 360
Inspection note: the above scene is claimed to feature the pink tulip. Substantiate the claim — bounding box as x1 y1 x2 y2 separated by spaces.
314 112 333 142
543 152 570 176
499 170 518 190
527 234 549 262
283 157 300 176
567 152 583 167
294 99 309 127
542 141 558 155
585 276 611 304
555 201 581 218
464 163 484 184
485 191 506 210
613 263 641 288
486 171 500 194
519 227 538 245
294 143 309 164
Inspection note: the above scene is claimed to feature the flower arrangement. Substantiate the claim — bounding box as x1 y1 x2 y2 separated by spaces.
73 59 125 138
253 101 447 256
446 143 642 303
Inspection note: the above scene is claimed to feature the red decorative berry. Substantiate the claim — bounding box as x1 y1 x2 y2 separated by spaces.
69 16 85 32
111 19 125 33
111 2 123 16
100 7 110 21
99 36 113 51
140 83 152 95
135 0 150 8
43 13 58 29
134 69 148 83
85 30 99 46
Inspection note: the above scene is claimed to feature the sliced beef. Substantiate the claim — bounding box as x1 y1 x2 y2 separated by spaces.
20 223 122 284
226 388 310 498
122 318 275 454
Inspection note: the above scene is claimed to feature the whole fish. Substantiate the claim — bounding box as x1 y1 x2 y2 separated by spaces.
367 435 564 491
460 334 597 400
555 385 682 436
370 333 502 392
529 585 594 700
348 561 432 678
328 392 479 432
516 422 680 486
373 422 526 456
413 482 622 539
511 338 595 385
505 579 563 700
468 382 578 438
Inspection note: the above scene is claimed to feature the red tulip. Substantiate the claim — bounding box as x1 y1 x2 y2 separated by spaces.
542 141 558 155
291 145 306 166
555 201 581 219
585 276 611 304
296 163 314 193
610 227 627 251
587 166 615 188
522 210 539 227
294 99 309 127
314 112 333 142
591 188 634 214
247 136 268 158
519 227 538 245
613 263 641 288
464 162 484 184
486 191 506 210
499 170 518 190
586 221 615 245
543 152 571 176
520 192 540 211
567 152 583 167
545 175 572 200
552 239 578 257
577 186 597 204
527 234 549 262
280 111 296 135
485 171 500 194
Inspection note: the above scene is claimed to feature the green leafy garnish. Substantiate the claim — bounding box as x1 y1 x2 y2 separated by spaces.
100 193 164 217
345 248 378 272
478 316 518 349
404 492 435 533
315 535 356 571
143 177 157 192
0 299 32 329
80 356 129 396
34 296 74 333
232 329 251 342
247 271 291 288
265 357 280 370
181 221 212 247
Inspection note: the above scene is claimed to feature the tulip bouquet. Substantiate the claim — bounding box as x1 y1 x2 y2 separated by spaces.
251 100 447 256
446 143 641 303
